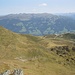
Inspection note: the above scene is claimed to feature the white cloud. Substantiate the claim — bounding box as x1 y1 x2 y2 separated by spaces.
39 3 48 7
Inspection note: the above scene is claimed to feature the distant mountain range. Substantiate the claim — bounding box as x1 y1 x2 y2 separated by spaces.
0 13 75 35
56 13 75 19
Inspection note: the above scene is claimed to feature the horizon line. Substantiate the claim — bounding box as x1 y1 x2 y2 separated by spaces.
0 12 75 16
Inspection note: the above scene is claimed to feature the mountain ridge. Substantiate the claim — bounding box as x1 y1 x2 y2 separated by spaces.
0 13 75 35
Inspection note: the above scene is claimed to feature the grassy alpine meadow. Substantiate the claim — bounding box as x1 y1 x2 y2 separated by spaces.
0 26 75 75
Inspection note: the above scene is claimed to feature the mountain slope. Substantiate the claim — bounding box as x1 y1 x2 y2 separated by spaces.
0 26 75 75
0 26 48 59
0 13 75 35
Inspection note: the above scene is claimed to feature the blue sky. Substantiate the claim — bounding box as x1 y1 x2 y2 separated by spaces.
0 0 75 15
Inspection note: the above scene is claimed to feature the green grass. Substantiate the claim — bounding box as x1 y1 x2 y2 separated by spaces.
0 26 75 75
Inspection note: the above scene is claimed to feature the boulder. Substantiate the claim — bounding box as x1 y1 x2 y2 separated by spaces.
1 70 11 75
13 69 23 75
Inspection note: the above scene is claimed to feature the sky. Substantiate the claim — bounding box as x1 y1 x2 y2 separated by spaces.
0 0 75 15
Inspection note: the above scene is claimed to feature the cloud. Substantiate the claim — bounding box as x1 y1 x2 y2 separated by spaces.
39 3 48 7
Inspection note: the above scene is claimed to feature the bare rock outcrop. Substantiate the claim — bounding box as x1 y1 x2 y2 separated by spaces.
1 70 10 75
0 69 23 75
13 69 23 75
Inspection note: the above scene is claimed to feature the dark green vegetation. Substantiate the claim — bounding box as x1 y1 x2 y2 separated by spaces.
0 26 75 75
0 13 75 35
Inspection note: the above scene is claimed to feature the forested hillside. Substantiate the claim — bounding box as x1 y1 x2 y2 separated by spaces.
0 13 75 35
